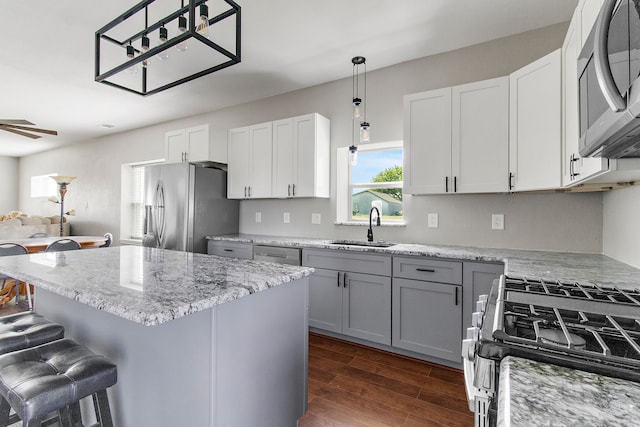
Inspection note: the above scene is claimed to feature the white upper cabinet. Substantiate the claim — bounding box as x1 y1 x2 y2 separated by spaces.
272 113 330 198
165 124 227 164
452 77 509 193
403 77 509 195
403 88 452 195
509 49 562 192
227 122 273 199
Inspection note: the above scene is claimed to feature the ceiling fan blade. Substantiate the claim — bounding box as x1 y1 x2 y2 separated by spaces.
0 119 34 126
3 124 58 136
0 125 41 139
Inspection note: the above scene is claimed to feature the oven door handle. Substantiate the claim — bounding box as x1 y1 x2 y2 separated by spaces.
461 338 477 412
594 0 626 112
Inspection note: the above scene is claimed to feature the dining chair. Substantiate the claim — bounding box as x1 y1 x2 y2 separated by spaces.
0 243 31 310
45 239 81 252
101 233 113 248
28 233 48 238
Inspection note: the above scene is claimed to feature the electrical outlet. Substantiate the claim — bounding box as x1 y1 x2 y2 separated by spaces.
427 213 438 228
491 214 504 230
255 212 262 223
283 212 290 223
311 213 321 225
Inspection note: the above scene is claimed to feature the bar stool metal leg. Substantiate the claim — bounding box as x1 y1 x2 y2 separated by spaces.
93 390 114 427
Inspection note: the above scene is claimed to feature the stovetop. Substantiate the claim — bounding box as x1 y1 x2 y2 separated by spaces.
478 276 640 382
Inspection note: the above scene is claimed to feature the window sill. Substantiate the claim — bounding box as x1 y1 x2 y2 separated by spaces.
334 221 406 227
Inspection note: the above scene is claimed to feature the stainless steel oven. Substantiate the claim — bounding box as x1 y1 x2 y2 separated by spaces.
462 275 640 426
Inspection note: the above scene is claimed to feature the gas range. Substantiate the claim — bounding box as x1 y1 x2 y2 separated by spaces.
462 275 640 426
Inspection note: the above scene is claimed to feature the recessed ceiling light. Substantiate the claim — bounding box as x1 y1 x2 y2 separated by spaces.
97 124 115 129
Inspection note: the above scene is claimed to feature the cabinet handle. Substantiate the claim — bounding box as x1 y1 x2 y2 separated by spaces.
445 176 449 193
292 184 296 196
343 273 348 287
184 152 188 162
508 172 514 190
248 186 251 198
416 268 435 273
454 176 457 193
570 154 580 179
244 186 247 198
455 287 459 306
288 184 291 197
569 154 574 179
223 249 233 252
337 272 342 287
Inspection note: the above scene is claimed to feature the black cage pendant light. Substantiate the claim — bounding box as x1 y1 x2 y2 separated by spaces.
350 56 370 165
95 0 241 96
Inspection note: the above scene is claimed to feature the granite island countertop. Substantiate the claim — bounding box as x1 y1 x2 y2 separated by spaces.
498 356 640 427
207 234 640 290
0 246 313 326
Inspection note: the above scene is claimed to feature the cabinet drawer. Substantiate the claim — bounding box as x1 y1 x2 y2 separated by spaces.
393 256 462 284
302 249 391 276
207 241 253 259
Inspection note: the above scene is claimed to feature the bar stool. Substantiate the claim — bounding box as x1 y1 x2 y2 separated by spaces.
0 338 117 427
0 312 64 355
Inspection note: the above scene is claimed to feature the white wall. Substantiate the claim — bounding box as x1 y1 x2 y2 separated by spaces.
603 185 640 268
17 22 605 253
0 156 18 214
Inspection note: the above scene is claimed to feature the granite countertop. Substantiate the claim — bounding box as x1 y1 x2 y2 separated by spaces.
0 246 313 326
207 234 640 290
498 356 640 427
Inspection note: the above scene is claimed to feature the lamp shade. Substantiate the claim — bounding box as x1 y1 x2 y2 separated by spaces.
49 176 76 186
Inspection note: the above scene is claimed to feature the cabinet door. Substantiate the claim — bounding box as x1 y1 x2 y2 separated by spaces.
293 114 317 198
207 241 253 259
308 268 343 334
342 272 391 345
562 13 582 187
452 77 509 193
392 278 462 362
227 127 250 199
462 262 503 331
272 118 294 198
165 130 186 164
403 88 452 195
185 125 210 163
509 49 561 191
248 122 273 198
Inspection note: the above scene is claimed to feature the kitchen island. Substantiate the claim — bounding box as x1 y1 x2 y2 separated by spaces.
0 246 313 427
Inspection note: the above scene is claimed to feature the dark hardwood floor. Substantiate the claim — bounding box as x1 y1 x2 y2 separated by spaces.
301 333 473 427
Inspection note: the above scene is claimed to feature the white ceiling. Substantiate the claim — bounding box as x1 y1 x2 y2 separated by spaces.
0 0 578 157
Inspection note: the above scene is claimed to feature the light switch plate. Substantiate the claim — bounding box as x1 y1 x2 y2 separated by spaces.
255 212 262 223
311 213 321 224
491 214 504 230
427 213 438 228
283 212 290 223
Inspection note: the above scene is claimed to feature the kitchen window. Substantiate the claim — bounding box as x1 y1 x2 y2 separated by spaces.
336 141 404 224
120 160 161 243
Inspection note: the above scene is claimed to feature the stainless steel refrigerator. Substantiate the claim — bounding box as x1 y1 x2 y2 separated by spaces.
142 163 239 253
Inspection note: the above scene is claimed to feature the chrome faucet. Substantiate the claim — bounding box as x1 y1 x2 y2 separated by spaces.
367 207 381 242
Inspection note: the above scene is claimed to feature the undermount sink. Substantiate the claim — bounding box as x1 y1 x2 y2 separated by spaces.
329 239 396 248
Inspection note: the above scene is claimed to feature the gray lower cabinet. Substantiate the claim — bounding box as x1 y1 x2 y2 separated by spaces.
392 256 464 363
462 262 504 329
207 240 253 259
304 249 392 345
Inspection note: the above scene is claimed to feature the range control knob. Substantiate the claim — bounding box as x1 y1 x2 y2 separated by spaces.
462 338 476 359
472 311 483 328
466 326 480 341
476 299 487 312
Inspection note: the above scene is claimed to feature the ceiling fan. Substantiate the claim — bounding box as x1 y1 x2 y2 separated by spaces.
0 119 58 140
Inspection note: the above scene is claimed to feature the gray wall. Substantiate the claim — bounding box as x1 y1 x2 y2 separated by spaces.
17 22 605 253
603 185 640 268
0 156 18 214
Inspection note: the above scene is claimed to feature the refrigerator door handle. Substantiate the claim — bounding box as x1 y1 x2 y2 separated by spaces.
155 181 166 247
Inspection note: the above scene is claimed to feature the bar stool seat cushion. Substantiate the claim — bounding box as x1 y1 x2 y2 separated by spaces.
0 338 117 422
0 313 64 355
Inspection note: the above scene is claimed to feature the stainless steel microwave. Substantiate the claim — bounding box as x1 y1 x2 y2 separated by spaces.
578 0 640 158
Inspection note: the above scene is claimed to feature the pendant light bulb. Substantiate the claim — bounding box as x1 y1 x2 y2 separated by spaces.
349 145 358 166
126 43 138 75
353 98 362 118
196 4 210 38
360 122 370 143
141 34 150 51
157 26 170 61
177 15 188 52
